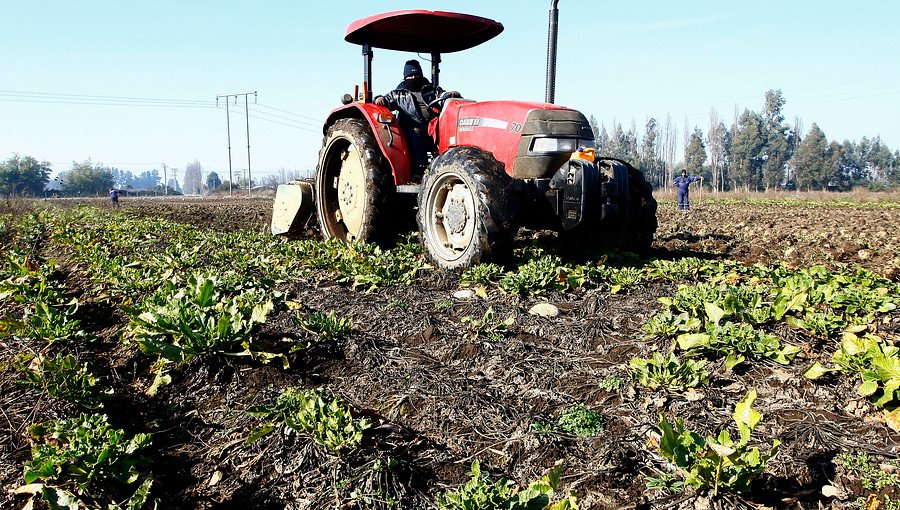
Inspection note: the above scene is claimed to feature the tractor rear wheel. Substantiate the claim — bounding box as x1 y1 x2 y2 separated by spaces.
315 118 392 243
621 162 658 252
417 147 518 270
563 159 657 255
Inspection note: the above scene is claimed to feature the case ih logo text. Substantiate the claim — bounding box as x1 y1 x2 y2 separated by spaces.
458 117 509 132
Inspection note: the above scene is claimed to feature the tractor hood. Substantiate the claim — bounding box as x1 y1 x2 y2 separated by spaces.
345 10 503 53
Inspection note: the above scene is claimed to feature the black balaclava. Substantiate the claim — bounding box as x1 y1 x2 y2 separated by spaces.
403 60 427 91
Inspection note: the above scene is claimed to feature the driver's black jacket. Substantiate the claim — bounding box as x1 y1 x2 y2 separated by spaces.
379 79 445 129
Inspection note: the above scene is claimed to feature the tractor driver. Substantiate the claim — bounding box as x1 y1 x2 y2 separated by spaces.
374 60 458 172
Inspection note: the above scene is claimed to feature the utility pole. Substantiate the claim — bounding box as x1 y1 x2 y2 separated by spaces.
216 91 256 197
161 163 168 196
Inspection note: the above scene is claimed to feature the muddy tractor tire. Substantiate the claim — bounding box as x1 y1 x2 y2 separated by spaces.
620 161 658 252
417 147 518 270
564 159 657 255
315 118 393 243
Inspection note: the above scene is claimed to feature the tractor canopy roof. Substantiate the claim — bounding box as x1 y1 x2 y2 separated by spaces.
345 10 503 53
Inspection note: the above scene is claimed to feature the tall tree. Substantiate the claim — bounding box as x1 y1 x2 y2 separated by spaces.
596 124 609 153
641 118 661 187
61 160 114 195
761 90 791 190
206 171 221 191
183 160 203 195
0 154 52 196
623 119 640 167
605 122 625 159
728 109 765 190
832 140 864 189
588 115 601 144
111 168 134 189
684 127 707 177
707 109 727 192
792 124 830 190
662 114 678 188
133 169 161 190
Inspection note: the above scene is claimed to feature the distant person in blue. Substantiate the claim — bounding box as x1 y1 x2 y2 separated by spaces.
674 170 702 211
109 188 120 208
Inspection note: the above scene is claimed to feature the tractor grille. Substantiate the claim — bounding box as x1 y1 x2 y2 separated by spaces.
512 109 594 179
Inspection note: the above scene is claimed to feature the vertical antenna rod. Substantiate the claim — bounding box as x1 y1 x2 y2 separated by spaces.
545 0 560 104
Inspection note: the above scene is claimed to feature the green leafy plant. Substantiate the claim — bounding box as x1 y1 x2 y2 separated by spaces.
462 307 514 342
837 452 900 491
599 375 625 392
0 254 65 305
556 404 605 437
2 300 91 345
499 256 566 295
629 352 709 391
657 391 779 495
645 472 685 495
295 310 352 343
462 263 505 286
247 386 369 454
641 311 699 339
300 238 423 291
436 460 578 510
21 413 153 509
434 299 454 311
124 274 278 365
808 332 900 408
16 352 107 408
646 257 713 282
677 321 800 370
597 265 645 294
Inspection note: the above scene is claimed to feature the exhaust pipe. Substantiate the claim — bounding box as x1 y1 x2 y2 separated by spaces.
545 0 559 104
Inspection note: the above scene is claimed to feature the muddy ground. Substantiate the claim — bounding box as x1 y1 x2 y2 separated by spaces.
2 194 899 509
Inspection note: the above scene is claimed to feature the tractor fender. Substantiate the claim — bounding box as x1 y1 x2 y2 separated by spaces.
324 103 412 186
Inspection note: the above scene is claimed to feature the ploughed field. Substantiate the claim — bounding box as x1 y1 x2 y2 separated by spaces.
2 193 899 510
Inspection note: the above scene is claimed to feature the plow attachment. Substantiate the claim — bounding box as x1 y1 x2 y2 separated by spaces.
271 180 315 236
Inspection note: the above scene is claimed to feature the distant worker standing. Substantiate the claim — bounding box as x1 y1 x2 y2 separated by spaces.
109 188 120 208
674 170 702 211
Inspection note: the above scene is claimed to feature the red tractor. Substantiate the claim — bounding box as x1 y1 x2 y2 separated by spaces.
272 4 657 269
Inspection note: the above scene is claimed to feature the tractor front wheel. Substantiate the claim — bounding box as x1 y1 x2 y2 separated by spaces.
315 118 392 243
417 147 518 270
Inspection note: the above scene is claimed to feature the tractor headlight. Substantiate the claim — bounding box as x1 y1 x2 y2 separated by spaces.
529 137 596 155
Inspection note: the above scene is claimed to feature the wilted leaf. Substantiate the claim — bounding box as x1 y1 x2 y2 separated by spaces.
733 390 761 444
677 333 709 351
708 441 736 458
858 380 879 397
704 302 726 326
725 353 745 370
884 408 900 432
802 362 832 380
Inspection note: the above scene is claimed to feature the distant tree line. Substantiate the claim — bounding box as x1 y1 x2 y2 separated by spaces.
0 155 51 197
591 89 900 191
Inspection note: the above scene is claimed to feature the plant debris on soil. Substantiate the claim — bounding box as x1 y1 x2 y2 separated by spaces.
1 194 899 510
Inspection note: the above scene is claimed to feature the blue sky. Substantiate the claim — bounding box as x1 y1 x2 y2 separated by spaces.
2 0 898 180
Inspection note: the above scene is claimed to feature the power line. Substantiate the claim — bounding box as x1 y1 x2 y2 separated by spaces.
226 104 321 133
256 103 323 123
0 97 215 109
236 105 322 128
0 90 214 107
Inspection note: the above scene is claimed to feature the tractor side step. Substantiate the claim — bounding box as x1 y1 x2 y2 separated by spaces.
396 184 422 194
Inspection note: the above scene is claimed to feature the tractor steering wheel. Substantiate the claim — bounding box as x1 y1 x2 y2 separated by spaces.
427 91 461 111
